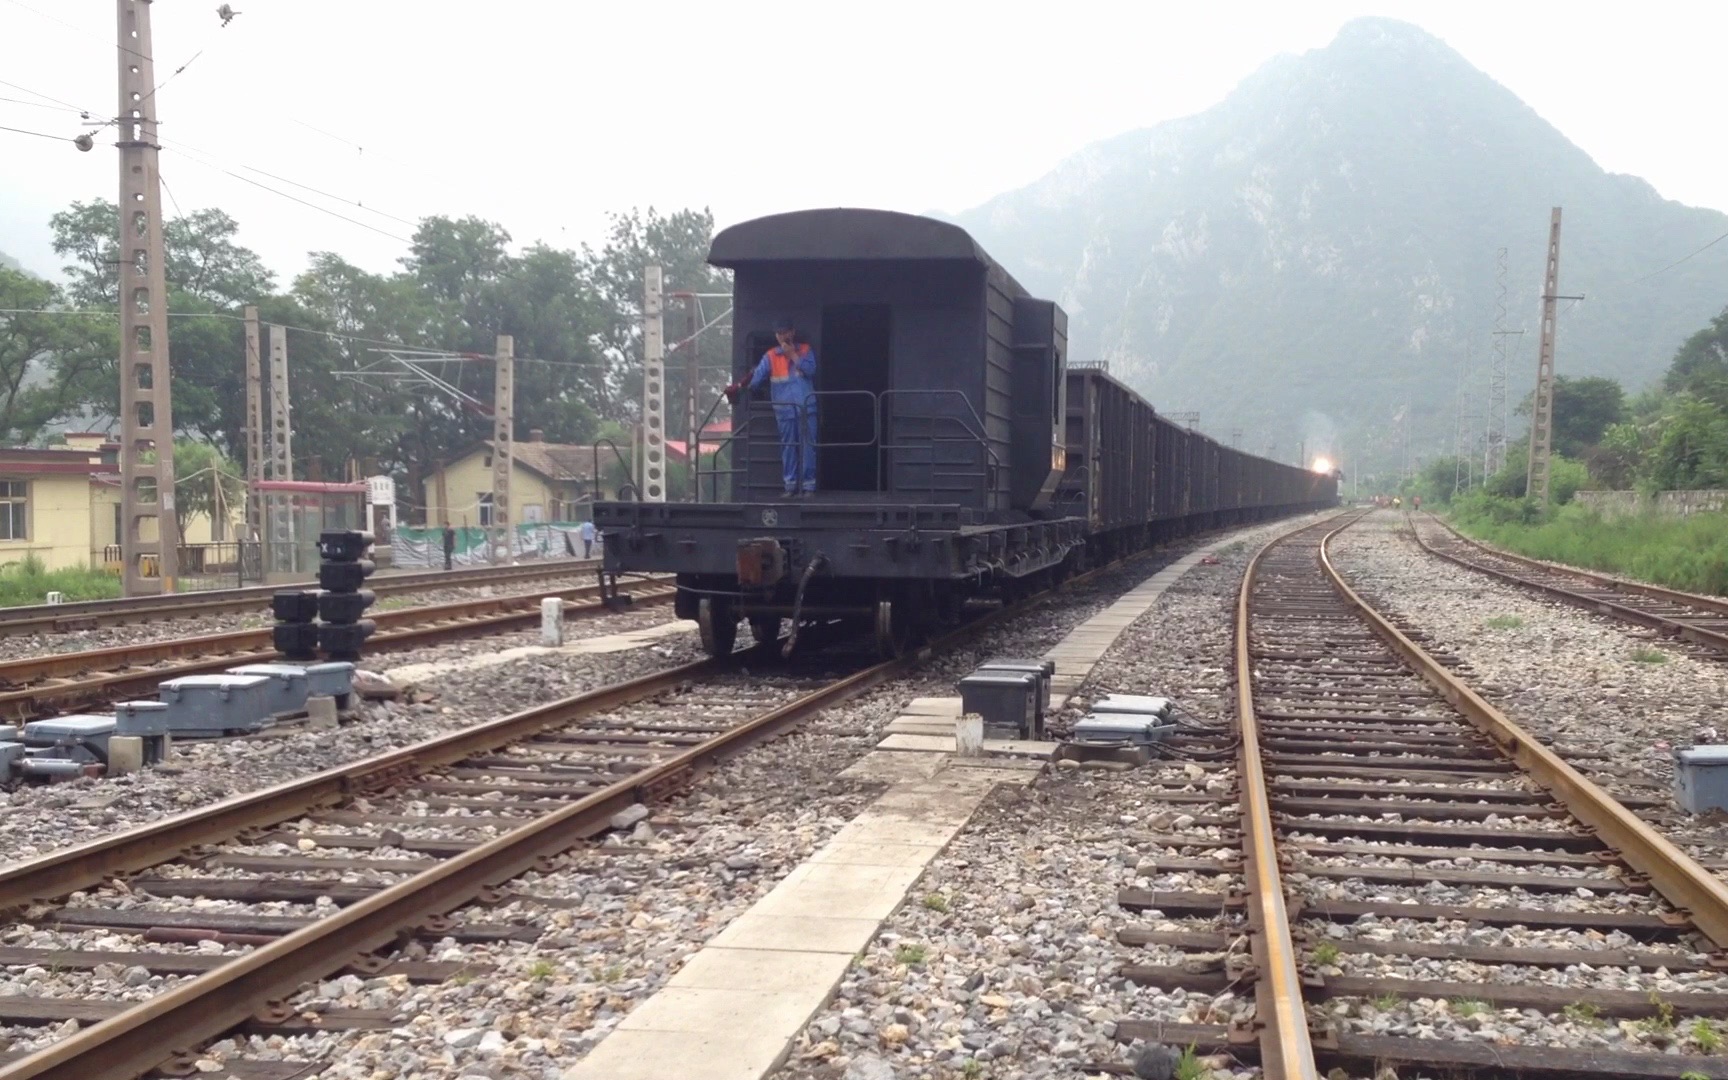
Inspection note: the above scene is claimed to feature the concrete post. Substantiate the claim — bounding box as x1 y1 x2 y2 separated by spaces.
540 597 564 646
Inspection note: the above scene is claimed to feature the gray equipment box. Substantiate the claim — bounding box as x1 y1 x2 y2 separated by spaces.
115 700 170 736
959 672 1039 739
23 714 118 748
1675 746 1728 813
158 674 276 736
1090 694 1173 718
228 661 356 714
976 659 1055 715
1072 712 1177 746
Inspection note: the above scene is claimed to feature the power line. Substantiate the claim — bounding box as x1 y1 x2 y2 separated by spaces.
0 95 85 114
157 135 419 228
1 0 150 61
1632 229 1728 284
0 76 95 116
160 147 412 243
0 122 75 143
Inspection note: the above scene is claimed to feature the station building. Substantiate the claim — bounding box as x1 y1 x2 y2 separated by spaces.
419 431 614 528
0 433 235 574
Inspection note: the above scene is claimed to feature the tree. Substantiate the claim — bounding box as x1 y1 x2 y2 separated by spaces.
0 269 88 442
1645 394 1728 491
171 437 243 540
1516 374 1626 460
580 207 730 421
1664 306 1728 410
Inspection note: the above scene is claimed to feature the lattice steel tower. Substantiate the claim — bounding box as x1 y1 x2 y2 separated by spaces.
116 0 179 594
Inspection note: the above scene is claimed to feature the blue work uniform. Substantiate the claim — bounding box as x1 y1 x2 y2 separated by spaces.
747 342 818 493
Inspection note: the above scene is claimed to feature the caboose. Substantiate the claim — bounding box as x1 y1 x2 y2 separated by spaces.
593 208 1086 657
593 208 1337 659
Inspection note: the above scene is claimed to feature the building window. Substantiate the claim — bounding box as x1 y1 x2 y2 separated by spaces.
477 493 493 528
0 480 25 541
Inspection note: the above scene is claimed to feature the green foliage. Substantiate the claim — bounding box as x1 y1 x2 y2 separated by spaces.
1451 501 1728 595
1691 1018 1723 1053
1450 998 1488 1017
1173 1045 1210 1080
0 554 120 607
922 893 950 913
20 196 724 527
170 438 244 540
1563 1001 1602 1026
894 943 927 966
1665 307 1728 409
1516 375 1626 460
1630 646 1669 665
1484 615 1523 629
1311 941 1340 966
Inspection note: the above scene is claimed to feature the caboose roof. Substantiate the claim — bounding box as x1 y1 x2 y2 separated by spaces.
709 208 989 268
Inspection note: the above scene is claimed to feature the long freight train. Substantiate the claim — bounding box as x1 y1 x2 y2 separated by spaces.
593 209 1336 657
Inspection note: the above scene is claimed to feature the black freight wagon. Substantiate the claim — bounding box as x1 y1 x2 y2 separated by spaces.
593 208 1338 658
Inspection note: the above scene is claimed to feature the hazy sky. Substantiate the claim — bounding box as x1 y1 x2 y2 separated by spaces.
3 1 1724 288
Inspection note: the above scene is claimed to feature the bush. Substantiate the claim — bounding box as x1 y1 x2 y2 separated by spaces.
0 554 122 607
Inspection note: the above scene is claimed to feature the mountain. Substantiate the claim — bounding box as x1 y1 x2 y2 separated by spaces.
952 18 1728 478
0 250 20 273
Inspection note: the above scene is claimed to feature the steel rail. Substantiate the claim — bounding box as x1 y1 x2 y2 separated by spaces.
1410 513 1728 651
1235 519 1336 1080
0 512 1323 1080
1325 514 1728 949
0 562 1082 1076
0 559 605 637
0 582 674 722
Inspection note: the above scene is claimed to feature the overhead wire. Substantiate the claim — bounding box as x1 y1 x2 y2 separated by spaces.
1631 229 1728 284
1 0 150 60
0 122 75 143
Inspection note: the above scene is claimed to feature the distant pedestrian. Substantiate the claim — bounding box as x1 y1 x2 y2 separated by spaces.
579 519 596 559
442 524 456 571
1412 495 1421 512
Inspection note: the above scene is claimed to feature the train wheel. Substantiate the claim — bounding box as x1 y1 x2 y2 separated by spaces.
698 597 737 659
875 599 914 659
748 615 783 649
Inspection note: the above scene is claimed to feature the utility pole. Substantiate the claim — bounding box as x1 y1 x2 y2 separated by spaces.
116 0 178 596
243 306 263 541
268 325 291 481
490 334 514 562
1485 248 1511 478
1230 428 1242 451
685 296 699 495
1453 342 1477 497
1527 207 1580 507
640 265 667 502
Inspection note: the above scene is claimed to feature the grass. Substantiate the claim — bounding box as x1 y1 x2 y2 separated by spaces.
1173 1045 1210 1080
1630 646 1670 664
1692 1018 1723 1053
1451 502 1728 596
1484 614 1525 629
1450 998 1489 1017
922 893 950 913
1646 992 1677 1034
1683 1072 1710 1080
527 958 555 981
375 595 416 611
1370 992 1401 1011
1311 941 1340 966
894 943 927 966
1562 1001 1602 1026
0 554 121 607
960 1060 984 1079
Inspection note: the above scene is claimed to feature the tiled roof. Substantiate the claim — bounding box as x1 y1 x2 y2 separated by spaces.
488 441 602 483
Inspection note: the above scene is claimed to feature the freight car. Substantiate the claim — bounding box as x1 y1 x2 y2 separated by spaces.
592 209 1336 658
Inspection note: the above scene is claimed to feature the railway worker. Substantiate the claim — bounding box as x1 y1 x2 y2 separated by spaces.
441 524 456 571
579 518 597 559
726 317 818 498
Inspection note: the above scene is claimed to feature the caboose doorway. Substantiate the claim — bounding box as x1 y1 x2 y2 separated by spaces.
817 304 890 493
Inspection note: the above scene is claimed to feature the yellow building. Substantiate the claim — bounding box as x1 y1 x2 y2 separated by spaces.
420 433 612 527
1 435 239 574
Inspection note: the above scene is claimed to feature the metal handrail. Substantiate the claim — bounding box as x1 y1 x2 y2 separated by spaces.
589 438 636 501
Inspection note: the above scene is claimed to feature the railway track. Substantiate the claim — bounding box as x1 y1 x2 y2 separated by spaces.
0 559 605 638
1411 511 1728 654
0 578 675 722
1107 511 1728 1078
0 523 1192 1080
